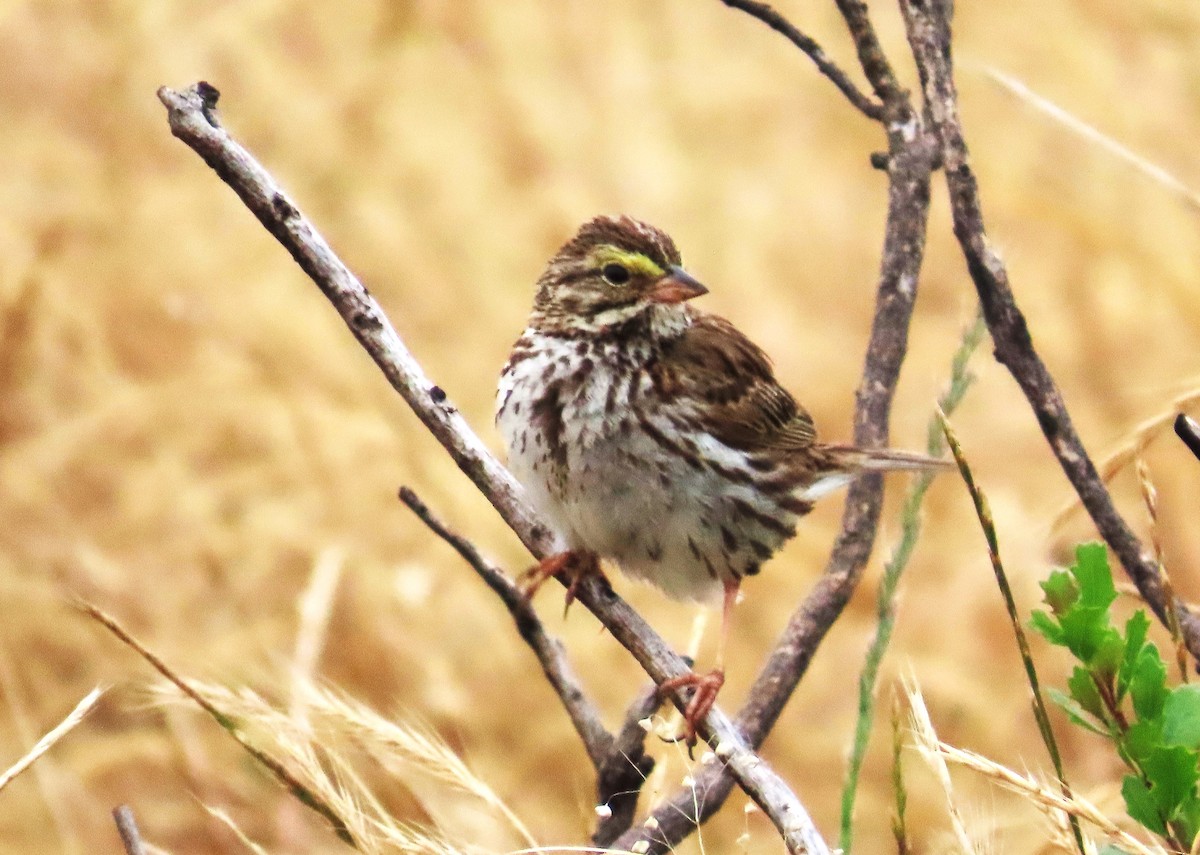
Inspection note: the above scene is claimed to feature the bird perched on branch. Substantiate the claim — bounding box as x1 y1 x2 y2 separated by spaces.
496 214 945 744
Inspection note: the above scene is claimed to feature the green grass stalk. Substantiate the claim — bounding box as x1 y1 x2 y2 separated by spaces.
838 310 985 853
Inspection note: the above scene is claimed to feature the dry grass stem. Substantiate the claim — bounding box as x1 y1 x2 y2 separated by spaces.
213 686 467 855
1136 457 1163 571
918 737 1165 855
289 546 344 724
903 680 977 854
1052 391 1200 531
981 66 1200 212
906 681 1168 855
0 686 102 794
80 601 360 848
0 636 82 849
1136 458 1189 681
278 548 343 846
198 802 271 855
154 678 528 854
298 685 538 849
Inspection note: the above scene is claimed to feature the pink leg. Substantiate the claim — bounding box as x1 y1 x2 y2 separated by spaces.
659 579 739 748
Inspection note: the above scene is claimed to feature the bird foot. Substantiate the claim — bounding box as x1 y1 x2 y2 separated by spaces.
658 667 725 752
519 550 604 615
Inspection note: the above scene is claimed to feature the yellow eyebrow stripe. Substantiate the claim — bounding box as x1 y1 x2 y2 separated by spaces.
590 246 666 278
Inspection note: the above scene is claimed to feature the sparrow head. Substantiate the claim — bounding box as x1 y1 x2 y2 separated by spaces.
531 215 708 333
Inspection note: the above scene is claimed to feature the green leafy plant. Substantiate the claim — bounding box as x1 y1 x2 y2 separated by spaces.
1031 543 1200 851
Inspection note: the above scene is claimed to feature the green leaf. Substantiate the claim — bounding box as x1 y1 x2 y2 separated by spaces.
1177 797 1200 850
1058 607 1115 662
1073 542 1117 609
1092 629 1126 680
1124 719 1164 766
1123 774 1166 833
1130 646 1169 721
1047 686 1107 734
1163 685 1200 748
1118 610 1152 700
1142 745 1200 817
1066 667 1105 720
1095 846 1132 855
1039 568 1079 616
1029 609 1065 645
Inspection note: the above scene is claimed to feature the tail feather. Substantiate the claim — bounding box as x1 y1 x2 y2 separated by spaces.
824 445 952 473
795 445 950 502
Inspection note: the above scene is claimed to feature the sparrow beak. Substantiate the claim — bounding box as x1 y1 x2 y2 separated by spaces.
648 266 709 304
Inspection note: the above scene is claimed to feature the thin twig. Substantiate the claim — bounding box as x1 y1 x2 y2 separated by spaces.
718 0 883 119
898 0 1200 660
113 805 148 855
398 486 614 768
157 81 547 556
831 0 904 106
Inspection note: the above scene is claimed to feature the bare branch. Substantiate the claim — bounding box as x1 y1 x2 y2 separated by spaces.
156 82 546 558
398 486 613 768
898 0 1200 659
831 0 905 106
719 0 883 119
593 684 660 847
112 806 147 855
616 5 937 844
1176 414 1200 463
157 82 830 853
400 486 668 843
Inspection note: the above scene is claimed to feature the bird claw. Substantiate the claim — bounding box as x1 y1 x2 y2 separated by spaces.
519 550 604 617
519 551 574 599
658 668 725 755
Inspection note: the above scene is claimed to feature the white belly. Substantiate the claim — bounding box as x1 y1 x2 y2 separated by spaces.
496 332 800 602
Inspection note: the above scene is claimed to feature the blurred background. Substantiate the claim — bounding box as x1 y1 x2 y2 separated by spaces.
2 2 1199 852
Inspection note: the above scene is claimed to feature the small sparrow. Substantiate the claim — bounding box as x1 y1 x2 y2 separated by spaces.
496 215 945 743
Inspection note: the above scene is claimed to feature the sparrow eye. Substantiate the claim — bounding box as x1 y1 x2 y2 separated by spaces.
601 263 631 285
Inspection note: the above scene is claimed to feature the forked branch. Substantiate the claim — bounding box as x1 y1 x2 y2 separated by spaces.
157 82 829 855
718 0 883 119
897 0 1200 658
617 5 936 846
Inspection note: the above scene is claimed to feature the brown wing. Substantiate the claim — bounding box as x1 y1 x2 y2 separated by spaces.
654 313 816 453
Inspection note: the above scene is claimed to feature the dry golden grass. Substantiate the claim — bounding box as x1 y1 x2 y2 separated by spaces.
2 2 1200 852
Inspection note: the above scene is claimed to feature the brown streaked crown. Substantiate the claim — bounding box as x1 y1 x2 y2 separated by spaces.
531 215 688 328
556 215 682 271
